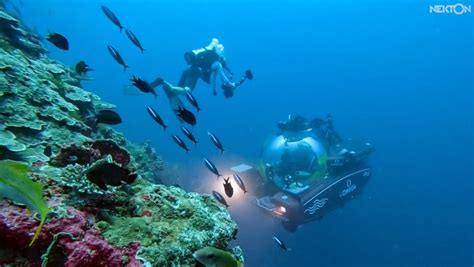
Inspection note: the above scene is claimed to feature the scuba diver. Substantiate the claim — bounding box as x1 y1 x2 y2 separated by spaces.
149 77 190 117
277 114 311 133
178 38 253 98
310 114 343 146
277 114 343 147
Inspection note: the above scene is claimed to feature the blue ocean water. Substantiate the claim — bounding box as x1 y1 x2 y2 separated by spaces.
13 0 472 266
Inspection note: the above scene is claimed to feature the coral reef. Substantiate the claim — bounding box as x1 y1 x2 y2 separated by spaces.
0 6 242 266
98 180 239 266
0 203 141 266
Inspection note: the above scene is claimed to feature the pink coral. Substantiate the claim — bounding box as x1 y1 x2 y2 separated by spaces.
0 202 142 266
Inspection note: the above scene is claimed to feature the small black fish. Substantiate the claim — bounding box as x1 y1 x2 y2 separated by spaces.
46 32 69 50
208 131 224 154
233 174 247 194
181 126 198 145
96 110 122 125
172 134 190 153
75 60 93 75
203 157 221 178
131 76 156 97
86 161 137 190
185 92 201 112
212 190 229 208
146 106 167 131
107 45 128 71
125 29 145 53
223 177 234 198
176 106 196 126
43 145 52 157
101 5 124 32
273 235 292 251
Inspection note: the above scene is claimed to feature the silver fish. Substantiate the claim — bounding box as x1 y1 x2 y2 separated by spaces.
212 190 229 208
208 131 224 154
185 92 201 112
203 157 221 177
181 126 198 145
107 45 128 71
101 5 124 32
125 29 145 53
146 106 167 131
233 174 247 193
172 134 189 153
273 235 292 251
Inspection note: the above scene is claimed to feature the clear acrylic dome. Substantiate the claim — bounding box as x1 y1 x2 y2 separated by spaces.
261 130 327 190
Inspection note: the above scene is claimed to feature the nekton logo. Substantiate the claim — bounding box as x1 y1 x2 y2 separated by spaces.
430 3 471 15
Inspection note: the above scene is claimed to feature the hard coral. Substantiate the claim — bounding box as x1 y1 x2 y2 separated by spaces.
0 202 141 266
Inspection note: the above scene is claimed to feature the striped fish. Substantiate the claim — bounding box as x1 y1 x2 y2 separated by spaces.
208 131 225 154
101 5 124 32
203 157 221 177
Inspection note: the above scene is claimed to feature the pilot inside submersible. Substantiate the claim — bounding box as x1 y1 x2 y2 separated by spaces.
261 114 353 193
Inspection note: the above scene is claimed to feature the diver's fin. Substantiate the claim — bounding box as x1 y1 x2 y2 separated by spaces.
245 69 253 80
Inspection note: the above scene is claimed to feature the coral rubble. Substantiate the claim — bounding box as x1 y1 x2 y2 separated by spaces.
0 7 241 266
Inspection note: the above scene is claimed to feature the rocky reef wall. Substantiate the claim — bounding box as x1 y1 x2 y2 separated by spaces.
0 7 241 266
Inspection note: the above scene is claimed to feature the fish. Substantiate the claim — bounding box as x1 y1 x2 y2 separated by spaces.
208 131 225 154
101 5 124 32
43 145 52 157
172 134 189 153
223 177 234 198
203 157 221 178
86 161 137 190
272 235 292 251
181 126 198 145
46 32 69 50
107 45 128 71
75 60 93 75
95 110 122 125
212 191 229 208
176 106 196 126
185 92 201 112
193 246 241 267
233 174 247 194
125 29 145 53
146 106 167 131
131 76 156 97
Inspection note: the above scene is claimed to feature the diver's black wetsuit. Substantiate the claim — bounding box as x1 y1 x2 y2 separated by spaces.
310 115 343 146
178 49 232 90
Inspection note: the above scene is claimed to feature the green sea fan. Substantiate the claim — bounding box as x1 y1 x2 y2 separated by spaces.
0 160 50 246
